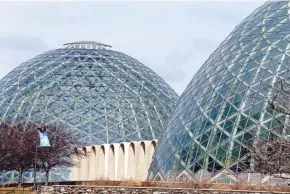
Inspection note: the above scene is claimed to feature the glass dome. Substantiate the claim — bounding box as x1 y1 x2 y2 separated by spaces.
0 41 178 145
149 1 290 183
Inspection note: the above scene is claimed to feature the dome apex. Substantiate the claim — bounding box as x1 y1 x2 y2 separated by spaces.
63 41 112 50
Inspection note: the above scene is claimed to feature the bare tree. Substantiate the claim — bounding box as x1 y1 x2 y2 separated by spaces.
0 121 38 187
0 122 10 170
0 121 83 186
248 137 290 179
36 125 83 186
246 80 290 179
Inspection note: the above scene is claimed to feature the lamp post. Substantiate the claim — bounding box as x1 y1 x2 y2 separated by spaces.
34 127 43 187
34 127 51 187
33 144 38 187
34 127 50 187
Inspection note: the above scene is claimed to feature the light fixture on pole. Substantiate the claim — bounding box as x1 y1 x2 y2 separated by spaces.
34 127 51 187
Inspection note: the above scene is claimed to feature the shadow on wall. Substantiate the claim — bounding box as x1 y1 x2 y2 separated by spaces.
70 140 157 181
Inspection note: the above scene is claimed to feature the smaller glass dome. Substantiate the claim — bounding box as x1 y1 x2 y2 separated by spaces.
0 41 179 146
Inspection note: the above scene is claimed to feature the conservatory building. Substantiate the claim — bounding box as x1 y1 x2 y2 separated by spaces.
0 41 178 183
149 0 290 185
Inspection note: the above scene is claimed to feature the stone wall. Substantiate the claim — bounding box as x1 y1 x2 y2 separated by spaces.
38 186 286 194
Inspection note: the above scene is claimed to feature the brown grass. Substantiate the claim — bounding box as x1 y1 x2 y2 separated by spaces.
0 187 32 194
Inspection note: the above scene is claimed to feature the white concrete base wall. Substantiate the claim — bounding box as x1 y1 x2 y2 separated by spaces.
70 139 157 181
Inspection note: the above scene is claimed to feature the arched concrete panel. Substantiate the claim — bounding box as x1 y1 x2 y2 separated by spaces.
87 146 96 180
107 144 115 180
70 148 82 181
80 147 87 180
127 142 135 180
91 146 97 180
117 144 125 180
147 140 157 170
122 142 130 178
135 142 146 180
97 145 105 180
152 140 157 148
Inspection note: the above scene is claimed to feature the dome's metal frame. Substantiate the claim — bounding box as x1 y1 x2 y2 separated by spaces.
0 41 178 183
149 1 290 185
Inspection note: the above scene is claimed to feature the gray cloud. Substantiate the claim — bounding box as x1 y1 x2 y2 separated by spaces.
191 38 220 55
0 35 49 51
0 35 49 79
160 47 195 82
188 1 262 25
0 1 267 95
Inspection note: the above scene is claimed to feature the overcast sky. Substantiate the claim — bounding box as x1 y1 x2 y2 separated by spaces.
0 1 266 95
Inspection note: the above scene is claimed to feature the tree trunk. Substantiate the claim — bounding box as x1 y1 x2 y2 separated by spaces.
45 169 49 186
18 168 23 187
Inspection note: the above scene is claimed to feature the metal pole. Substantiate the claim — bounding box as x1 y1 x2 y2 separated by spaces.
33 145 38 187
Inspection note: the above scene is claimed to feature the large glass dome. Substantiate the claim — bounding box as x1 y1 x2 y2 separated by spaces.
149 1 290 183
0 41 178 145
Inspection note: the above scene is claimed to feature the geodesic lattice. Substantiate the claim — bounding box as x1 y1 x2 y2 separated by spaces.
149 0 290 182
0 41 178 145
0 41 179 183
